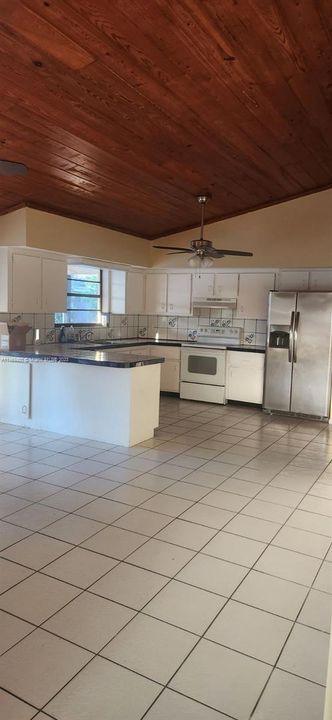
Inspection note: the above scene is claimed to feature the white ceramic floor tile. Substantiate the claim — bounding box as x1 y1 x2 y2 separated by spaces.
223 514 281 542
155 518 216 550
102 613 197 683
298 588 332 632
251 668 325 720
82 525 146 559
71 475 119 495
42 513 105 544
143 689 227 719
40 488 94 511
45 656 160 720
90 562 168 609
162 481 210 501
299 494 332 517
4 503 66 531
43 591 135 651
129 473 175 491
256 485 304 507
170 638 271 720
9 480 60 501
128 538 195 577
255 545 321 586
0 557 32 592
278 623 329 685
98 466 143 483
75 497 130 524
176 553 248 596
271 525 331 558
40 468 88 487
113 508 172 536
104 485 155 505
234 570 308 620
42 546 118 587
1 533 72 570
200 488 249 512
144 579 226 634
313 561 332 593
180 470 225 489
219 477 262 497
0 519 31 550
0 494 32 518
0 628 91 708
202 531 266 567
0 689 36 720
241 498 293 523
179 504 234 529
286 509 332 536
0 609 33 654
140 493 193 517
0 571 80 624
206 599 292 663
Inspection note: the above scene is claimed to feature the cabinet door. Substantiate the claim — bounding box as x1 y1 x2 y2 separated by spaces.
126 273 145 314
42 258 67 312
111 270 126 314
277 271 309 291
226 351 265 403
11 254 41 313
214 273 238 297
237 273 275 319
160 361 180 392
167 273 191 315
309 271 332 291
145 274 167 314
192 273 214 298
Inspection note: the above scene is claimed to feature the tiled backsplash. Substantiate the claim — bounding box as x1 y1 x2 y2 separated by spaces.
2 307 267 347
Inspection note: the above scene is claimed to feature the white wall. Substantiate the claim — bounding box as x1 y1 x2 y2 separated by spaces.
0 208 27 246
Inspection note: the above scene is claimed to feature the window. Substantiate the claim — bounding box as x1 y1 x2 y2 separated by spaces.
55 264 102 325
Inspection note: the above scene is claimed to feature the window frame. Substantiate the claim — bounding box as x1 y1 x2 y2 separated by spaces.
54 265 103 326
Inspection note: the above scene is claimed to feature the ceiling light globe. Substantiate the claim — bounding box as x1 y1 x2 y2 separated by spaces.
201 257 214 268
188 255 202 268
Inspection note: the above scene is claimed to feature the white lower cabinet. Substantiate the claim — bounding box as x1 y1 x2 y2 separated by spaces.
149 345 180 392
226 351 265 404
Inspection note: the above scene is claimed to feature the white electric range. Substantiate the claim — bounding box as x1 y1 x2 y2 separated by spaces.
180 326 242 404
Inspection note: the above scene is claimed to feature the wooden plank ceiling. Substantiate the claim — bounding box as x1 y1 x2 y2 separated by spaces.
0 0 332 238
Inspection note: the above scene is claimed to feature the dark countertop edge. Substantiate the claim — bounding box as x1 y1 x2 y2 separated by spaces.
67 338 266 353
0 350 165 368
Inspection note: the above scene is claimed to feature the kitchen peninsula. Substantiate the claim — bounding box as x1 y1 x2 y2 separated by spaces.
0 345 164 446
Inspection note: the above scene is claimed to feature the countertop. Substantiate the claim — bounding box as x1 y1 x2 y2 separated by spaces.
0 344 165 368
0 337 266 367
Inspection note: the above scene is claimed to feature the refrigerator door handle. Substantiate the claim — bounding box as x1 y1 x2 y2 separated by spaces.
293 311 300 363
288 311 295 363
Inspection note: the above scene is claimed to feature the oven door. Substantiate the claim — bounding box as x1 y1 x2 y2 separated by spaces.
180 347 226 386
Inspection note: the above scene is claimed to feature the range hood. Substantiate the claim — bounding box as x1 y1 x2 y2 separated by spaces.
192 297 237 309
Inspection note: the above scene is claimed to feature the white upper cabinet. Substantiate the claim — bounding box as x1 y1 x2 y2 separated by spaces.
11 254 41 313
167 273 192 315
0 250 67 313
309 270 332 291
214 273 238 298
145 273 167 314
192 273 214 298
237 273 275 319
192 272 238 299
126 272 145 314
277 271 309 291
41 258 67 313
106 270 145 314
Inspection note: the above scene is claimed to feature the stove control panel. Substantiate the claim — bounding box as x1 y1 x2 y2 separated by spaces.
197 326 242 339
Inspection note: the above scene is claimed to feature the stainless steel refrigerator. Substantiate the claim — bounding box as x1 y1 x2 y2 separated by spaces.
263 292 332 418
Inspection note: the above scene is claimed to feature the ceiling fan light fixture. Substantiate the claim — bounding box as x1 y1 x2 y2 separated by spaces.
188 254 213 268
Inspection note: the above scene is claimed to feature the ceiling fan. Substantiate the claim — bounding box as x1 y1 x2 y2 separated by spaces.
0 160 27 176
153 193 253 267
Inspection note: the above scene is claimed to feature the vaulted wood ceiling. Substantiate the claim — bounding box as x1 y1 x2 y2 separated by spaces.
0 1 332 239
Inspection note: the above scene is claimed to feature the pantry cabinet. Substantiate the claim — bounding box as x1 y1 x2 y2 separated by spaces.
237 273 275 319
0 249 67 313
167 273 191 315
226 351 265 404
145 273 167 314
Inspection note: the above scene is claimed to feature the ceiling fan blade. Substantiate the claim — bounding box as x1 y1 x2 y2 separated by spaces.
0 160 27 176
153 245 191 251
206 246 253 257
166 250 192 255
